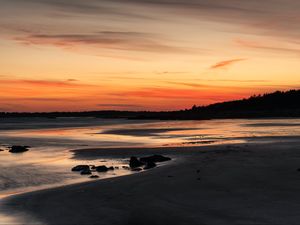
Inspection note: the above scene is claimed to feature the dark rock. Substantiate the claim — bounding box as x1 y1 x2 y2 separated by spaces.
80 168 92 175
90 165 96 170
0 149 4 152
90 175 99 179
72 165 90 172
140 155 171 163
96 165 109 172
108 166 114 171
122 166 130 170
129 157 144 168
144 161 156 170
131 167 142 172
114 166 119 169
9 145 30 153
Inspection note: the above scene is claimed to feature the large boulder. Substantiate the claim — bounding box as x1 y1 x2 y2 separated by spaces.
140 155 171 163
9 145 30 153
129 157 144 168
71 165 90 172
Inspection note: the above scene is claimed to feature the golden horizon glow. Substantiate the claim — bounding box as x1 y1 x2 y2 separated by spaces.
0 0 300 112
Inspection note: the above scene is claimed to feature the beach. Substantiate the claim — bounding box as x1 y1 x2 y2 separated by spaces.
2 139 300 225
1 118 300 225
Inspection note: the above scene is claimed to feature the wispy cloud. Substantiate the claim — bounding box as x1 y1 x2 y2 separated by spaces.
235 39 300 56
14 31 194 54
195 79 270 83
0 78 101 100
0 79 94 88
111 87 250 100
167 82 213 88
210 58 246 70
23 0 152 19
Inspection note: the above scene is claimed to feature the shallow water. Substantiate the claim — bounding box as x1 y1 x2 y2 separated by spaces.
0 118 300 196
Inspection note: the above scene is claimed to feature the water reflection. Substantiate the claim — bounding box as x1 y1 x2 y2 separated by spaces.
0 118 299 197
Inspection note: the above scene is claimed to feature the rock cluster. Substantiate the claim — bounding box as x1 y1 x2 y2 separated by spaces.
129 155 171 170
71 164 115 178
71 154 171 179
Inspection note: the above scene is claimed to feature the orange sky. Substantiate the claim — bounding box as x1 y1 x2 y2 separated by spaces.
0 0 300 112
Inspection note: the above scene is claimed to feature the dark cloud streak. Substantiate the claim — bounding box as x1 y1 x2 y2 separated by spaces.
15 31 195 53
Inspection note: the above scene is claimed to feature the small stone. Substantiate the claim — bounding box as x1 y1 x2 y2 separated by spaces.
72 165 90 172
95 165 109 172
89 175 99 179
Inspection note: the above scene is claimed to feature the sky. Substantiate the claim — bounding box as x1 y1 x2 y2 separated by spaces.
0 0 300 112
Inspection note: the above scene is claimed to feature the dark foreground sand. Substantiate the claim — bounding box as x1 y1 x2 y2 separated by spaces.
3 139 300 225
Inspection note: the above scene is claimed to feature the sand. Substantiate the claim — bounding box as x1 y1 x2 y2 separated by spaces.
2 139 300 225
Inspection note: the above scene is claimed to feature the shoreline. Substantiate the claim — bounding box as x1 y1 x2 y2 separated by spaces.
2 139 300 225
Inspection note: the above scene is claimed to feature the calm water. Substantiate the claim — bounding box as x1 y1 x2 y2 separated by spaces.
0 117 299 198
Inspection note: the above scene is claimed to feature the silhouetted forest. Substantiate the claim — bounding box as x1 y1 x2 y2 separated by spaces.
1 89 299 120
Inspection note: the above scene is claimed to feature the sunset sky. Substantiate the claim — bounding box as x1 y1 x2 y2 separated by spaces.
1 0 300 112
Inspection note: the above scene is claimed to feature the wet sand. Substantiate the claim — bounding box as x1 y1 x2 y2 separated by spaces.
2 138 300 225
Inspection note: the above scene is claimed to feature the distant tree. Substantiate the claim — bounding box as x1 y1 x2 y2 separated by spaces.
191 105 198 111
